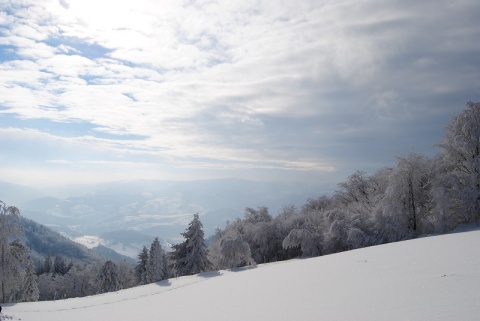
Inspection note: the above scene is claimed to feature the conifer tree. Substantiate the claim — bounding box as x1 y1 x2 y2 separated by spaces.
44 252 52 274
172 213 211 276
147 237 167 283
54 255 67 275
97 260 119 293
135 246 149 285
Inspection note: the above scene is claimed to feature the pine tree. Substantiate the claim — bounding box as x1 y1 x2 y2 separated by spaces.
147 237 167 283
54 255 67 275
43 252 52 274
22 258 39 302
135 246 149 285
172 213 211 276
97 260 119 293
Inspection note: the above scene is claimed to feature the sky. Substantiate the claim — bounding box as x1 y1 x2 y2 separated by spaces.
0 0 479 189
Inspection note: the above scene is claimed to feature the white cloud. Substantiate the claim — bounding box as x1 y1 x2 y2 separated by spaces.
0 0 479 187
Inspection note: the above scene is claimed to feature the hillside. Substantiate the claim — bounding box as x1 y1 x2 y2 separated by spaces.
5 228 480 321
20 216 103 265
19 217 135 268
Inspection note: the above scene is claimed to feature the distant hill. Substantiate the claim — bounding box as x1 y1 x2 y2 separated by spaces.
0 181 47 206
19 216 132 266
91 244 136 265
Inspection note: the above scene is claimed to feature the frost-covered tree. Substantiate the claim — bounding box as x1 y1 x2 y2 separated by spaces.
249 221 280 263
322 208 350 254
436 101 480 226
172 213 211 276
147 237 167 283
117 260 135 289
61 265 84 298
135 246 149 285
97 260 119 293
6 240 28 302
336 171 373 206
282 228 320 257
240 207 283 263
0 201 27 303
244 206 272 224
22 258 39 302
302 195 333 213
37 273 56 301
218 229 255 269
376 152 433 241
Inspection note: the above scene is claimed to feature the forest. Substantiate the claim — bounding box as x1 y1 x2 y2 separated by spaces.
0 101 479 303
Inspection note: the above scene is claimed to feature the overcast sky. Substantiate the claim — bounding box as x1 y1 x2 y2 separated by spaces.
0 0 479 189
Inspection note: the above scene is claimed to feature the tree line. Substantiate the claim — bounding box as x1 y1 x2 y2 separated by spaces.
207 101 480 268
0 209 211 302
0 101 479 302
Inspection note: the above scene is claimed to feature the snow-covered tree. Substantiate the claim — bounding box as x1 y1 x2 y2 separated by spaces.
3 239 28 302
436 101 480 226
322 208 350 254
172 213 211 276
135 246 149 285
0 201 27 303
336 171 373 206
248 221 280 263
117 260 135 290
22 258 39 302
376 152 433 241
62 265 85 298
218 229 255 269
244 206 272 224
97 260 119 293
147 237 167 283
282 228 320 257
37 273 56 301
240 207 284 263
330 170 390 250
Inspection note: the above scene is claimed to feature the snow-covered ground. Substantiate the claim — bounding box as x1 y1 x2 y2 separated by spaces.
4 229 480 321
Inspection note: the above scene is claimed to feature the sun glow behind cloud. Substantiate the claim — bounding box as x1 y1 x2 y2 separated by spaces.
0 0 479 187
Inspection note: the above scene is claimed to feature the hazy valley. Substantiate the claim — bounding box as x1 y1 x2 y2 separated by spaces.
1 179 325 257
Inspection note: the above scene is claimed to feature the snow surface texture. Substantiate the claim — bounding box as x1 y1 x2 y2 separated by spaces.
5 229 480 321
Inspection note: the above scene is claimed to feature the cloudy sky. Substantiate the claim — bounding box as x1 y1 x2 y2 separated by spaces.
0 0 479 189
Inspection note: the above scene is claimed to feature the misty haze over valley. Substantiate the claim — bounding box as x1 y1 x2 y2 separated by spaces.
1 179 324 257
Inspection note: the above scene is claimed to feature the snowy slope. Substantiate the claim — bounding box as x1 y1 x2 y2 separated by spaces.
5 229 480 321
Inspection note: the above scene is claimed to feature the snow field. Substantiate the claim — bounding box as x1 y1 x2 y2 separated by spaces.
5 229 480 321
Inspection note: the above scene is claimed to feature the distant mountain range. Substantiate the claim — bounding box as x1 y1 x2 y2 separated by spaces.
1 179 326 258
